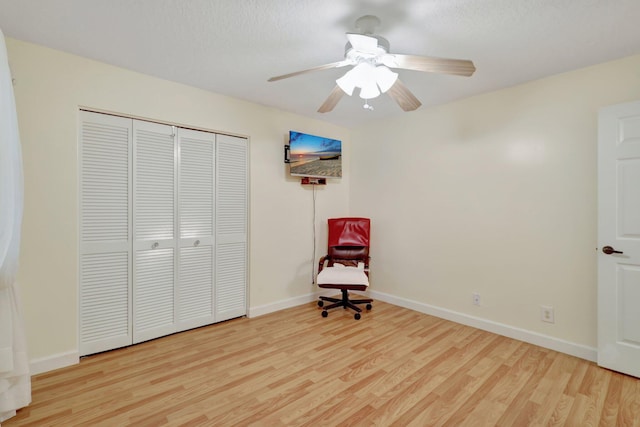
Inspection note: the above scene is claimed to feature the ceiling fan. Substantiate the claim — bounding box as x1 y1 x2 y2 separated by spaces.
268 15 476 113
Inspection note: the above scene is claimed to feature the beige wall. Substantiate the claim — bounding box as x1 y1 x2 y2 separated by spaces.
8 34 640 364
350 54 640 348
7 38 350 361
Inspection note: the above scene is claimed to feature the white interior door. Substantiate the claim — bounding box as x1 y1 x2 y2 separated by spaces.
177 128 216 329
598 100 640 378
132 120 178 343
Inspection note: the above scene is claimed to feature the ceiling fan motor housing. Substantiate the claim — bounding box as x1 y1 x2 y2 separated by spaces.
344 35 390 63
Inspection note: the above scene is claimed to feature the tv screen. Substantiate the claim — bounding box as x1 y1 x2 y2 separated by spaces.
288 131 342 179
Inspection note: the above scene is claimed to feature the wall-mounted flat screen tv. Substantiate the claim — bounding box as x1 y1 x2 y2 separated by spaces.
288 131 342 179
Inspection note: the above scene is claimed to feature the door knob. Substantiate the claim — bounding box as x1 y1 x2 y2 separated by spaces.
602 246 623 255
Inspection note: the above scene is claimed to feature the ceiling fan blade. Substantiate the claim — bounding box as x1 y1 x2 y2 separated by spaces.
346 33 378 53
388 54 476 77
268 61 350 82
317 86 345 113
387 79 422 112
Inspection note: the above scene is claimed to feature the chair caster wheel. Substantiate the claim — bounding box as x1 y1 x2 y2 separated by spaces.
318 300 324 307
354 313 361 320
322 310 328 318
366 303 372 310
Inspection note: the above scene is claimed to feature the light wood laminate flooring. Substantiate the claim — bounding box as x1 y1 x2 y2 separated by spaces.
5 301 640 426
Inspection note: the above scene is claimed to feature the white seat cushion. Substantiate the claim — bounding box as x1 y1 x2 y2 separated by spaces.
317 264 369 286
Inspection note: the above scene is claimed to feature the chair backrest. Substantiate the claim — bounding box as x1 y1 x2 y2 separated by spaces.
327 217 370 266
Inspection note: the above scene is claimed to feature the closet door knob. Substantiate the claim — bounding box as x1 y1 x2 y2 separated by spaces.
194 240 200 247
152 242 159 249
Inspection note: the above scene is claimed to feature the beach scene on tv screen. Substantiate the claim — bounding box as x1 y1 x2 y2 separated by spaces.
289 131 342 178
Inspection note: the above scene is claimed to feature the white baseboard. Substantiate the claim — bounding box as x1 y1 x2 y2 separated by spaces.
248 288 353 318
29 291 596 376
248 292 322 318
30 351 79 375
369 290 597 362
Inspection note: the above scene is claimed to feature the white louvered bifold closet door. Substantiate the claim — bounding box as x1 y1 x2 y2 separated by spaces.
80 111 248 355
132 120 178 343
215 134 248 322
79 112 132 356
177 128 216 329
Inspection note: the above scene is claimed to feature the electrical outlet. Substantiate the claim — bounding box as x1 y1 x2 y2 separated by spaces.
472 293 481 306
541 305 555 323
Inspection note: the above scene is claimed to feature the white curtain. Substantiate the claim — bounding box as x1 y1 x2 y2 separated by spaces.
0 27 31 423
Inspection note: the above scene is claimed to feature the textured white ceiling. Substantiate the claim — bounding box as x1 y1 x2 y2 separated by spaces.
1 0 639 128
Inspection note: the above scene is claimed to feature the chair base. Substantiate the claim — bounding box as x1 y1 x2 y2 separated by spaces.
318 289 373 320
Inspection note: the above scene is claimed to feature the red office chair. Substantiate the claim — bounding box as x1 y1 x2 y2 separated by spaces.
317 217 373 320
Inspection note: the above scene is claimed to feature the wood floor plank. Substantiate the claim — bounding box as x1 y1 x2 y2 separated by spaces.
548 393 575 426
4 301 640 426
579 364 612 426
456 398 509 427
437 365 510 427
616 376 640 427
599 372 623 426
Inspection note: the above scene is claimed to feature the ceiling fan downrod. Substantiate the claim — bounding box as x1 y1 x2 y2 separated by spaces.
354 15 381 35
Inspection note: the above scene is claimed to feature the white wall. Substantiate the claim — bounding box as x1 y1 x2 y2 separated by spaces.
7 38 350 364
350 54 640 350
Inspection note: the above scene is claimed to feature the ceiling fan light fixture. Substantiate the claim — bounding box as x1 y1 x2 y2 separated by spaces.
336 72 356 96
337 62 373 96
359 80 381 99
337 63 395 99
375 65 398 93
